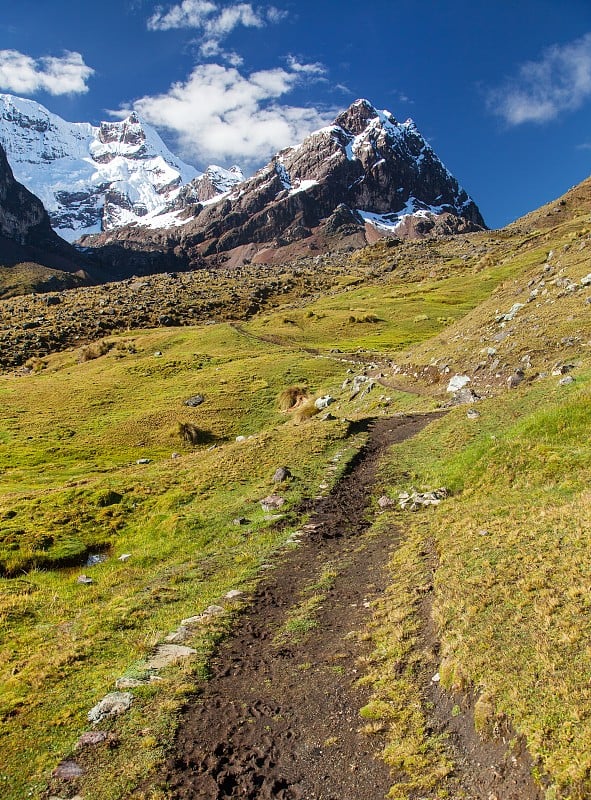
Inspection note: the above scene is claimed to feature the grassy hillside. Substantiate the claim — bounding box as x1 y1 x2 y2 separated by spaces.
1 178 591 798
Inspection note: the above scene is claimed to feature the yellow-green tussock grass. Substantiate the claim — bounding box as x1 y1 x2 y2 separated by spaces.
372 372 591 797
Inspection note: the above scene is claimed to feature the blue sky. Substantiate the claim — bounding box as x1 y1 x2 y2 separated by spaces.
0 0 590 228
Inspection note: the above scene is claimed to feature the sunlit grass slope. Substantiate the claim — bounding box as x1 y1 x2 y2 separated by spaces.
0 322 361 798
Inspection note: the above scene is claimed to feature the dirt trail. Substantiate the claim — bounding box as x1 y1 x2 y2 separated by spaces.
157 412 543 800
159 414 432 799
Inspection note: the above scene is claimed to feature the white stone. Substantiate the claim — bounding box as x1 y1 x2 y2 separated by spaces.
446 374 470 393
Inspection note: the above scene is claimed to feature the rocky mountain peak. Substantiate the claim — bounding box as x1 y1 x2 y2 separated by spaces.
334 98 389 135
80 98 486 279
97 113 146 150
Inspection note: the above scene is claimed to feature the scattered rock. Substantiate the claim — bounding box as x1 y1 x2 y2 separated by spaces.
87 692 133 725
233 516 250 525
398 487 448 511
559 375 575 386
451 387 480 405
377 495 395 509
76 575 93 585
52 760 84 780
272 466 292 483
75 730 109 749
86 553 107 567
136 458 151 464
145 644 197 671
314 395 335 410
496 303 524 323
552 363 574 376
260 494 285 512
467 408 480 420
446 374 470 393
581 273 591 286
507 370 525 389
235 435 247 442
184 394 204 407
118 553 131 561
225 589 243 600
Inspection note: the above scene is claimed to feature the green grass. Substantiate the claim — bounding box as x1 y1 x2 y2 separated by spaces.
365 372 591 797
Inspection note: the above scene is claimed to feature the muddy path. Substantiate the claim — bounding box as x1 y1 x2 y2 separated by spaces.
157 414 433 799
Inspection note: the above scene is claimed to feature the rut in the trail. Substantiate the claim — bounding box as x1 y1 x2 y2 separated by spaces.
159 414 432 800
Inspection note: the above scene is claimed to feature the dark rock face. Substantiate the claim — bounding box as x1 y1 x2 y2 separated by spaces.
81 99 486 277
0 142 86 277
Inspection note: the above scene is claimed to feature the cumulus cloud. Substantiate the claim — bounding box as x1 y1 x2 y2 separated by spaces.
488 33 591 125
126 61 333 167
148 1 286 59
0 49 94 95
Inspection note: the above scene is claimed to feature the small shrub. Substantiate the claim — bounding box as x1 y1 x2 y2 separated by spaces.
277 385 309 412
79 340 113 363
292 399 320 424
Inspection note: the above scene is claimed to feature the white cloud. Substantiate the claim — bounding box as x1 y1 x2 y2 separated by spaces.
126 61 334 167
0 49 94 96
488 33 591 125
148 1 285 60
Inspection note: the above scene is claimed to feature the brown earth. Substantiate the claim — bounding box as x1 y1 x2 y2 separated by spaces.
150 414 543 800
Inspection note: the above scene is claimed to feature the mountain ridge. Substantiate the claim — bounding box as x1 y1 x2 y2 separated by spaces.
79 98 485 279
0 94 243 242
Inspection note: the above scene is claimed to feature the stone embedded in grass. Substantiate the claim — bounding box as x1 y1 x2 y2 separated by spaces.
225 589 243 600
581 273 591 286
165 627 190 643
377 495 395 509
467 408 480 419
507 370 525 389
233 516 250 525
86 553 107 567
496 302 524 323
446 374 470 393
398 488 448 511
76 574 93 585
87 692 133 724
75 730 109 749
314 395 335 410
136 458 151 464
272 466 292 483
118 553 131 561
145 644 197 670
559 375 575 386
260 495 285 512
184 394 205 407
451 387 480 405
52 759 84 779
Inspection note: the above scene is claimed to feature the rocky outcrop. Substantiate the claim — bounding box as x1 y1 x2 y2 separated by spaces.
0 142 87 281
81 99 486 278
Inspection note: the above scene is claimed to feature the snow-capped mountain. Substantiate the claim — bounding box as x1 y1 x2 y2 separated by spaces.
81 99 485 278
0 94 242 242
